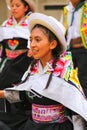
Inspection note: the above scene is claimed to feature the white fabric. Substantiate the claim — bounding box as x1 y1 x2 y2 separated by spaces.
4 90 20 103
5 62 87 121
0 26 29 40
72 115 85 130
0 26 30 48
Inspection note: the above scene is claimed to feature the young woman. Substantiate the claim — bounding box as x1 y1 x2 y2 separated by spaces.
0 13 87 130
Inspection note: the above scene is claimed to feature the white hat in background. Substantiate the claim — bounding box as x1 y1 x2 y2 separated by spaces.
28 13 67 53
25 0 36 12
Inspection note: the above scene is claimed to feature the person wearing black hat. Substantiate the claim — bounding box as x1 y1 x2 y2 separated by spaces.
0 12 87 130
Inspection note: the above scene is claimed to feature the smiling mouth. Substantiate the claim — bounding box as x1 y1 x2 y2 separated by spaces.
32 51 38 55
12 12 17 14
32 49 38 53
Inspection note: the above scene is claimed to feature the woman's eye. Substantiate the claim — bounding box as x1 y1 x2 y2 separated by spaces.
11 4 20 8
36 38 41 42
16 4 20 7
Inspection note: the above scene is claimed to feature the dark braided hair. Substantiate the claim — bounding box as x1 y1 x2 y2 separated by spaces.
21 59 36 84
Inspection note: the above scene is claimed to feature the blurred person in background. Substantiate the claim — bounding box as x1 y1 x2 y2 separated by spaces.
62 0 87 128
0 0 35 129
0 0 35 89
62 0 87 97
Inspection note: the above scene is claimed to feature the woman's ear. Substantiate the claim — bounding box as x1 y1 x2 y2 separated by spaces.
50 40 57 50
25 5 29 13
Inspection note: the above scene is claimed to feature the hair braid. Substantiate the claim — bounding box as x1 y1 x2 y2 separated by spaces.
21 59 36 84
45 55 60 89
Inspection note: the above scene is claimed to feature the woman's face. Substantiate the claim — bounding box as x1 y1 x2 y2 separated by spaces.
30 27 56 67
10 0 28 22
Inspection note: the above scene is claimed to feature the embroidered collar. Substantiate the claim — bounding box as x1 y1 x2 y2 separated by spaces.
30 60 54 75
3 14 30 27
30 54 71 78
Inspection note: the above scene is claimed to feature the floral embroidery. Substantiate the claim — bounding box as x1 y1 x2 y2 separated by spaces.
31 52 73 80
30 51 84 95
30 61 38 75
3 15 28 27
7 39 19 50
69 68 84 95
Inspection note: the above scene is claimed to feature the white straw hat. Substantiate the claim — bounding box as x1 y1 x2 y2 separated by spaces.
28 13 67 53
24 0 36 12
6 0 36 12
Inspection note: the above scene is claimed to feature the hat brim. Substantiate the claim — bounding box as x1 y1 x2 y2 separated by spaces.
28 13 67 54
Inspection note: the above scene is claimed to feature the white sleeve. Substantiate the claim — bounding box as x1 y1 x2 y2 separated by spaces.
4 90 21 103
72 115 86 130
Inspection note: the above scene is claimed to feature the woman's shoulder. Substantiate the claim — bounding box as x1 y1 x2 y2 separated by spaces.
1 16 13 27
